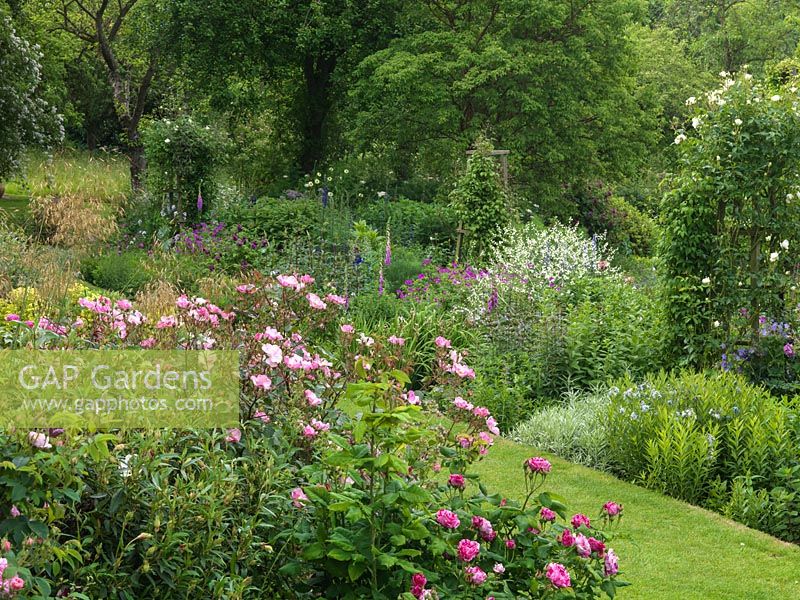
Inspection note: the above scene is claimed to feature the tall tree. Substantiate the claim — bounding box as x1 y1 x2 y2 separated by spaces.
50 0 167 188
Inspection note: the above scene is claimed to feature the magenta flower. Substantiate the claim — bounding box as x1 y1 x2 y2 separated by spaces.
571 513 591 529
545 562 571 588
457 539 480 562
504 538 516 549
464 565 487 585
602 501 622 517
575 533 591 557
540 507 556 522
225 428 241 443
5 314 20 322
410 573 427 598
604 548 619 576
290 487 308 508
588 537 606 556
784 343 795 358
302 424 318 438
435 509 460 529
448 473 466 489
559 529 575 547
526 456 552 474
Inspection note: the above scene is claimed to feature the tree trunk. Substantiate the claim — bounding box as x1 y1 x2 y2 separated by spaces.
128 142 146 192
299 54 335 174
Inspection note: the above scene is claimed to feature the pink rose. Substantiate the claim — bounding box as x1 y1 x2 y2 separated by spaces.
457 539 480 562
388 335 405 345
250 374 272 390
262 343 283 367
302 424 318 438
156 315 177 328
486 416 500 436
304 389 323 407
525 456 552 474
493 563 505 574
604 548 619 576
7 575 24 591
306 293 327 310
453 396 473 411
545 562 571 588
340 323 354 334
326 293 347 306
225 428 241 443
602 501 622 517
448 473 466 489
505 538 516 549
9 506 20 518
540 507 556 522
435 509 460 529
560 529 575 547
139 337 156 348
588 537 606 556
464 565 487 585
1 539 10 552
575 533 591 557
236 284 256 294
28 431 52 449
435 336 451 348
410 573 427 598
253 411 271 423
290 487 308 508
571 513 591 529
4 314 20 322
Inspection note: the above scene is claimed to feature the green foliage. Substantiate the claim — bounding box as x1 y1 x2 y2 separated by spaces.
450 137 510 258
80 251 153 295
606 370 800 541
361 198 457 256
511 391 611 471
142 115 227 222
661 73 800 367
0 12 63 181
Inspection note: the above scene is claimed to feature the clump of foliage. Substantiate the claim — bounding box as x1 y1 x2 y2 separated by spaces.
142 115 226 223
450 137 511 258
0 14 63 182
662 72 800 367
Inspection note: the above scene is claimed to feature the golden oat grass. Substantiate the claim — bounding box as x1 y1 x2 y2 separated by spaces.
135 280 179 322
30 194 119 250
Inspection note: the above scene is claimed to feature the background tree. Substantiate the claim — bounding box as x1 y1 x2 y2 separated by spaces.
0 9 63 185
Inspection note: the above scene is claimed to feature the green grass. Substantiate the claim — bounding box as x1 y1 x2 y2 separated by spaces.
476 439 800 600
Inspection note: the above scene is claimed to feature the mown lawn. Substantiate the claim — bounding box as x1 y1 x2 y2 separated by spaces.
476 439 800 600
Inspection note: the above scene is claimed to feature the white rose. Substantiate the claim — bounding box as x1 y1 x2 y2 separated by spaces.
734 118 743 126
770 252 779 262
781 239 789 250
771 94 782 101
701 277 711 284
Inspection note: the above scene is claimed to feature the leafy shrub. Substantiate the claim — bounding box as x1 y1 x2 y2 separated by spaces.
511 391 611 470
605 370 800 541
218 198 323 248
80 251 153 295
361 198 457 254
662 72 800 367
142 115 226 223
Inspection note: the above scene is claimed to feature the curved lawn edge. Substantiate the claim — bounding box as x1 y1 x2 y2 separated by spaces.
475 438 800 600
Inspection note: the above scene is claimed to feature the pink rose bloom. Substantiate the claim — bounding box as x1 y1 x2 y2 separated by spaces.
302 424 318 438
540 507 556 522
264 326 283 341
300 274 315 284
176 295 191 309
285 354 304 370
290 487 308 508
403 390 420 405
250 374 272 390
139 337 156 349
472 406 490 418
432 463 442 472
24 320 34 327
116 299 133 310
785 343 795 358
262 343 283 367
571 513 591 529
560 529 575 547
464 565 487 585
436 509 460 529
604 548 619 576
545 562 571 588
225 428 241 443
458 435 472 449
453 396 473 411
486 416 500 436
575 533 591 557
471 516 494 541
4 314 20 322
602 501 622 517
304 389 323 407
340 323 354 334
505 538 516 549
306 293 327 310
326 293 347 306
453 363 475 379
10 506 20 518
277 274 301 289
7 575 24 591
435 336 451 348
253 411 271 423
1 539 10 552
236 284 256 294
457 539 480 562
448 473 466 489
310 418 330 432
388 335 405 345
28 432 52 449
156 315 177 328
526 456 552 474
493 563 505 574
410 573 427 598
588 537 606 556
